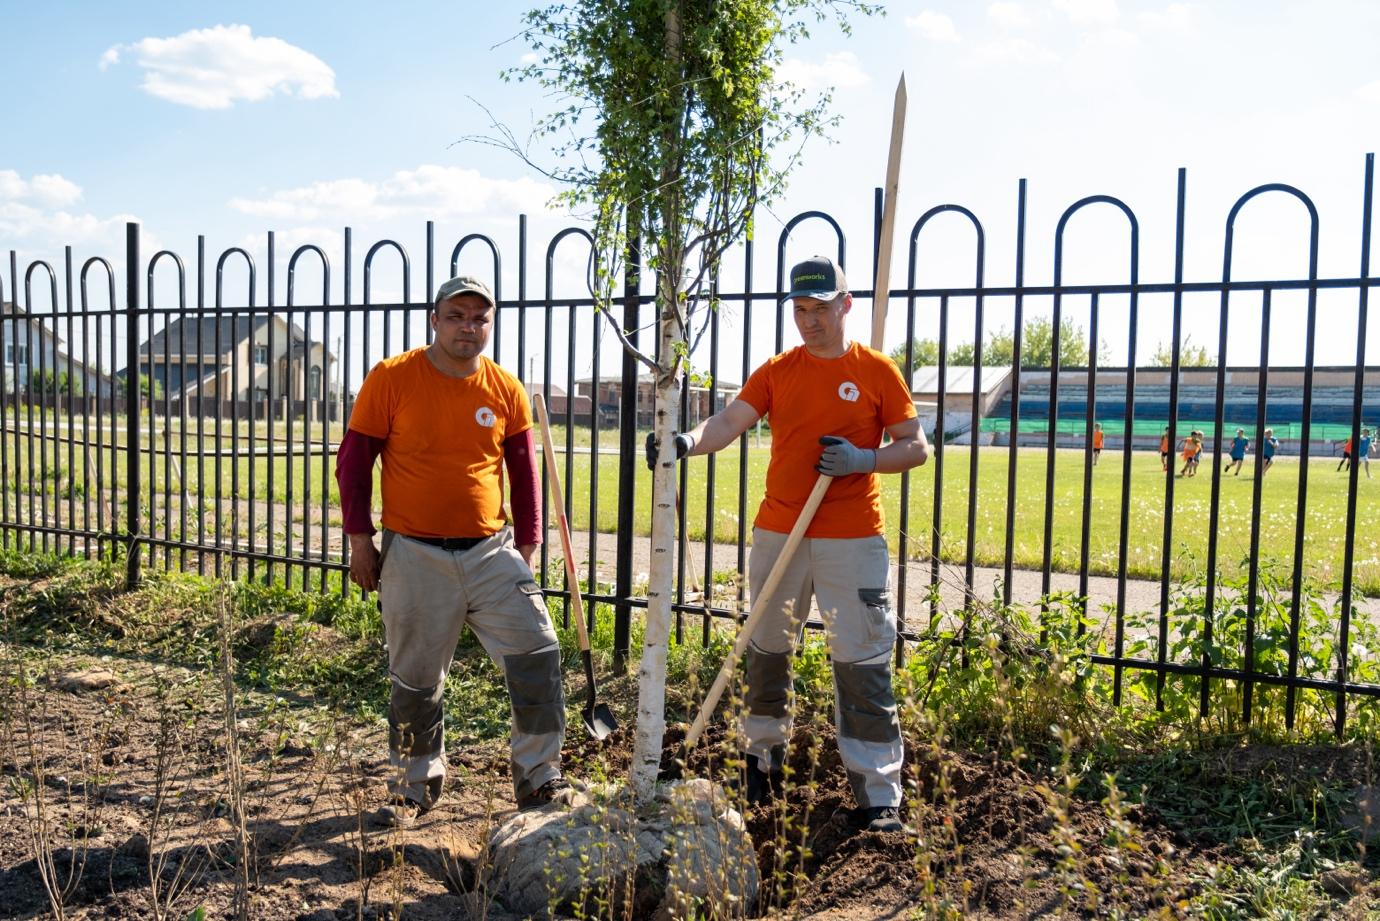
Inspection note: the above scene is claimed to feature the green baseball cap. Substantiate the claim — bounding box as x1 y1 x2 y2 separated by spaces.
784 255 848 301
435 275 495 309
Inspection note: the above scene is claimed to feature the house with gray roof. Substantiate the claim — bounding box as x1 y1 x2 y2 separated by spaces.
134 315 337 415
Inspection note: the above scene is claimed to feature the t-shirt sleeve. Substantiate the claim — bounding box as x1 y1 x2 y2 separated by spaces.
737 361 773 417
347 361 392 439
505 374 533 440
877 357 918 427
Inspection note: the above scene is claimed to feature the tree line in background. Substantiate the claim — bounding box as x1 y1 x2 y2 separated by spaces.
888 318 1215 371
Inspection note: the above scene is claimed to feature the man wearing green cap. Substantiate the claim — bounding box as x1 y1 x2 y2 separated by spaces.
336 275 569 826
649 254 930 834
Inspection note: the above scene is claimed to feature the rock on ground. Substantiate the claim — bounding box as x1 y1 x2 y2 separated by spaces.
487 779 758 919
53 668 119 693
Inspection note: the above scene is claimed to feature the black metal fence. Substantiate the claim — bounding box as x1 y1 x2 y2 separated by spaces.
2 156 1379 734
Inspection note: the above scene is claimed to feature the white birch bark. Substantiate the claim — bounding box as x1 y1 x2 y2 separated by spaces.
628 0 688 804
630 240 686 798
630 367 681 800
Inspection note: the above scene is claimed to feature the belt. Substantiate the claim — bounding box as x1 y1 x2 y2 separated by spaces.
407 535 488 552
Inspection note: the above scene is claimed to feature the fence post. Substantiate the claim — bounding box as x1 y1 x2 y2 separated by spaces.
124 222 141 587
613 234 640 674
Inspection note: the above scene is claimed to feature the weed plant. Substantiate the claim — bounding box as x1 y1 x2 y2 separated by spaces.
0 548 1376 917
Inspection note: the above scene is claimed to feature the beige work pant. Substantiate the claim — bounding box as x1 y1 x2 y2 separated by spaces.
742 528 903 809
378 528 565 807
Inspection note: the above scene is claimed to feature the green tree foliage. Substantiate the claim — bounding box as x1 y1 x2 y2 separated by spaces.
511 0 878 350
891 318 1102 370
28 369 83 397
948 340 977 366
888 337 939 371
1009 317 1095 368
1150 334 1214 367
116 373 161 400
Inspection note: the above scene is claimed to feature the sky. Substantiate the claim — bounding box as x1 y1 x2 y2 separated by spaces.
3 0 1379 389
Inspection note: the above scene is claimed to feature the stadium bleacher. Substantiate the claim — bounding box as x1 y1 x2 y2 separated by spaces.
980 368 1380 444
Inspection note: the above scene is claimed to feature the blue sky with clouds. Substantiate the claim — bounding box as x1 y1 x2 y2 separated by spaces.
3 1 1379 378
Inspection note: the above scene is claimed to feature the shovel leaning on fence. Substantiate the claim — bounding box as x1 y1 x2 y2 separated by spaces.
533 394 618 740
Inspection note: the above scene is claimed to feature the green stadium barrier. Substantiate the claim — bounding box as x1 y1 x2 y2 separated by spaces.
977 417 1366 442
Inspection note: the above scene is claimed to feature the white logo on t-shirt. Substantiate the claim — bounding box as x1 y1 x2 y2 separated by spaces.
475 406 497 427
838 381 860 402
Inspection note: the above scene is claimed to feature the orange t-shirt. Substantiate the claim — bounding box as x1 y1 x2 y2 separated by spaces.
347 349 531 538
1160 434 1170 453
737 342 917 539
1092 430 1104 449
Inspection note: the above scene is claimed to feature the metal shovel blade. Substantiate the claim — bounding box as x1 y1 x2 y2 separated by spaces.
581 650 617 740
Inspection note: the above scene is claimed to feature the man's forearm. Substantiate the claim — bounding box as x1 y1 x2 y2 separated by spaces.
685 401 761 456
874 434 931 473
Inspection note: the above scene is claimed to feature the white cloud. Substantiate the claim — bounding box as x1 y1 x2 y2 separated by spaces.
776 51 870 91
973 37 1061 66
228 165 560 223
1137 2 1197 31
1355 79 1380 105
0 170 83 208
101 24 338 110
1053 0 1119 26
1082 27 1139 49
987 2 1033 29
0 170 137 259
906 10 961 43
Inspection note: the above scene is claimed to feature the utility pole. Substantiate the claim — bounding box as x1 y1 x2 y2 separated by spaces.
335 335 342 423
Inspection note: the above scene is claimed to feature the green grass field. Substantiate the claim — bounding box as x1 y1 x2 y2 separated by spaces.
564 439 1380 594
3 411 1377 594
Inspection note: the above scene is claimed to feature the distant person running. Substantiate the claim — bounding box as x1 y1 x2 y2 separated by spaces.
1092 422 1104 466
1359 428 1374 479
1193 430 1204 474
1159 426 1170 472
1261 428 1279 475
1178 432 1200 477
1224 428 1249 476
1338 435 1354 472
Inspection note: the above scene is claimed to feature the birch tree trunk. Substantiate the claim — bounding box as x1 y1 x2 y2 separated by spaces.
630 341 681 799
629 0 687 803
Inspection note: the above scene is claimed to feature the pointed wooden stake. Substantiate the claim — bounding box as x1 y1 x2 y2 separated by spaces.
870 74 908 352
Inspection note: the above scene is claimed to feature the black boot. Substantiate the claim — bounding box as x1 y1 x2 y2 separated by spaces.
737 750 785 807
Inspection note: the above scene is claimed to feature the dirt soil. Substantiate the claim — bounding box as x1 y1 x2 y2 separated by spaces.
1 655 1376 920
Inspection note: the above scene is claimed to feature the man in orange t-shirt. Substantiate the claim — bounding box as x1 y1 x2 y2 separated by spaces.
335 276 568 826
648 255 930 834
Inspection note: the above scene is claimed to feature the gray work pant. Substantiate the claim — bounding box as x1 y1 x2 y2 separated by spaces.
378 528 565 807
742 528 903 809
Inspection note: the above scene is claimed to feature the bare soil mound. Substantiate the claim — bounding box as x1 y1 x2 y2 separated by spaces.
1 660 1373 919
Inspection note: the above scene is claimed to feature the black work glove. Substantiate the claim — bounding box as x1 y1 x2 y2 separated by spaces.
645 431 696 471
815 435 877 476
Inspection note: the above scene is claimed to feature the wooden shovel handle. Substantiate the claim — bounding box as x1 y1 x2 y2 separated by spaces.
533 395 592 655
684 472 832 748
